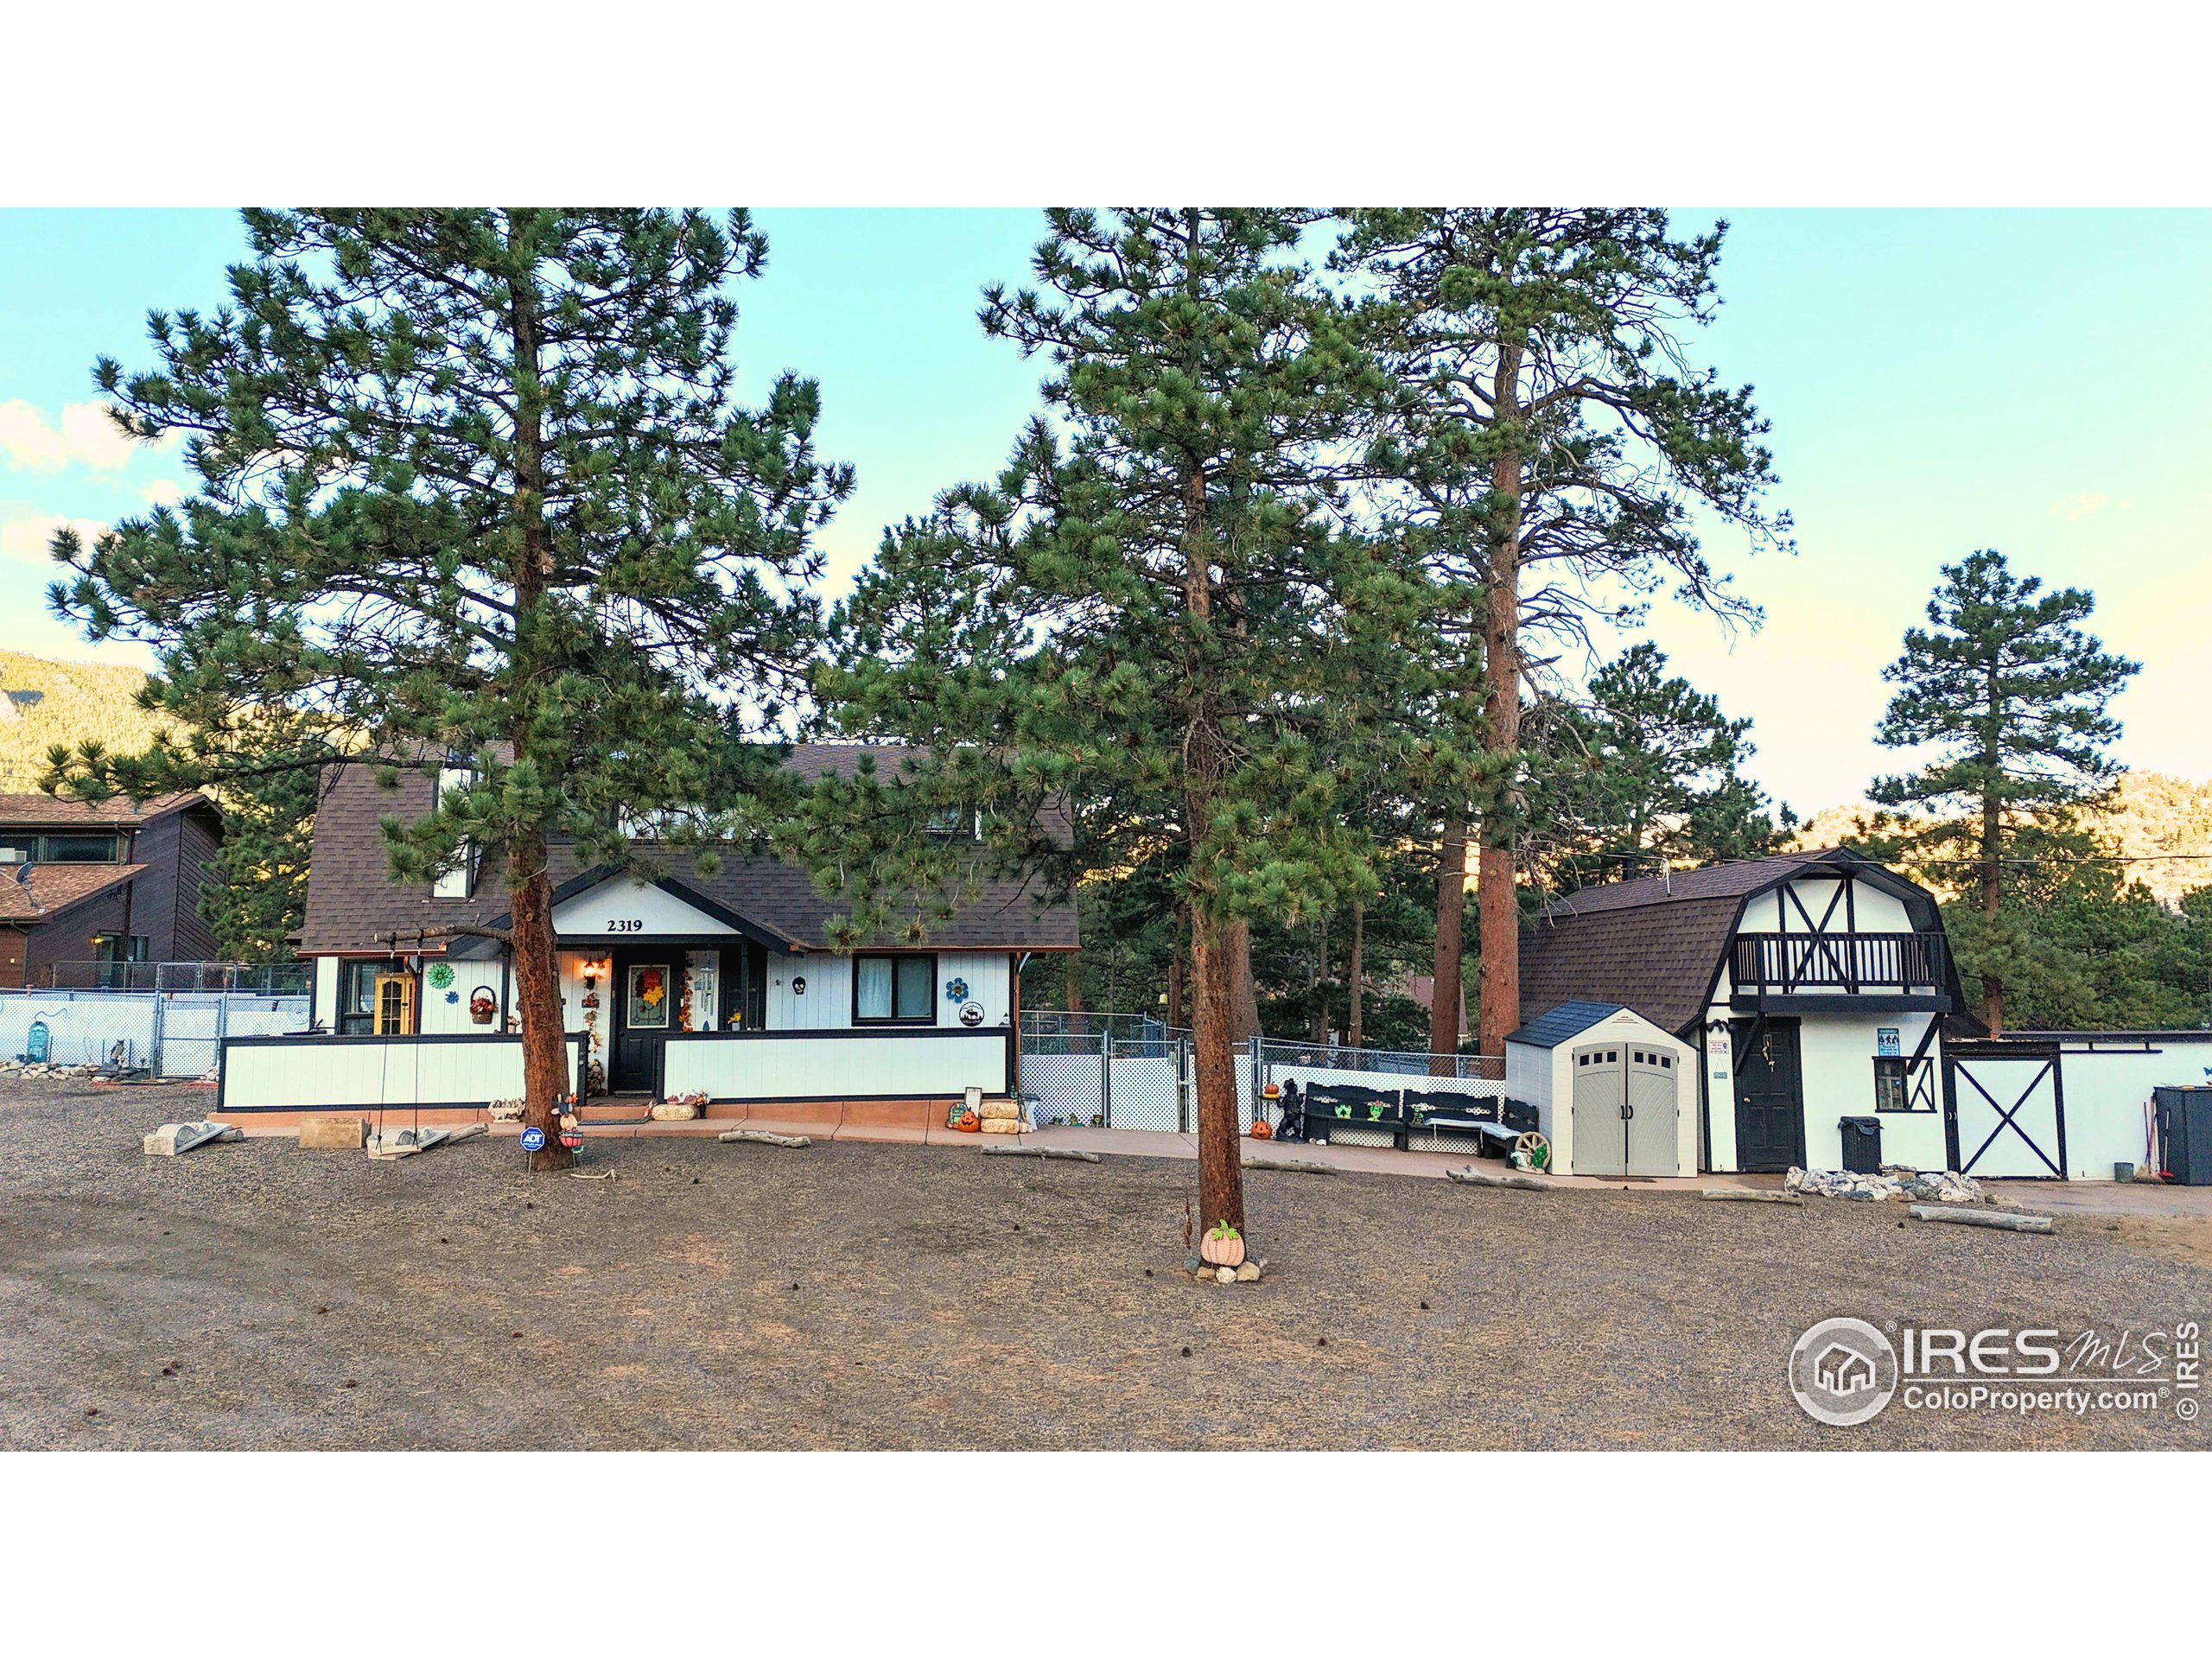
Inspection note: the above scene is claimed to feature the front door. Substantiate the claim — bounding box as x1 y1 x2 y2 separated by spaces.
611 957 673 1093
1731 1017 1803 1173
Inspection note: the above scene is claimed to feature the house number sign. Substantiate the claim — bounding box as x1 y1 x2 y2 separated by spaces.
605 919 644 932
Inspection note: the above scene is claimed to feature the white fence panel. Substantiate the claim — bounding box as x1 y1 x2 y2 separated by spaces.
2043 1035 2212 1180
1 988 307 1071
662 1030 1012 1101
219 1035 582 1113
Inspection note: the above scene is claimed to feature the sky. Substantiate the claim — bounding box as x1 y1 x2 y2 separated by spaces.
1 207 2206 817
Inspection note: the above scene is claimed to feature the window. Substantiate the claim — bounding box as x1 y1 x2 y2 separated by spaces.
925 808 982 841
626 963 671 1030
854 953 935 1024
338 960 391 1035
0 831 122 863
1872 1055 1933 1113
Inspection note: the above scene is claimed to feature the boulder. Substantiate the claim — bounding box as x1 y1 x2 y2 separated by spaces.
297 1117 365 1151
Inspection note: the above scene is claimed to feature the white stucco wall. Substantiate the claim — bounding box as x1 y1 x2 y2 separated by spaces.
2052 1039 2212 1179
1696 872 1953 1173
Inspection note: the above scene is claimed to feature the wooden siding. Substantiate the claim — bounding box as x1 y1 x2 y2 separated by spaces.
661 1027 1012 1102
219 1033 584 1112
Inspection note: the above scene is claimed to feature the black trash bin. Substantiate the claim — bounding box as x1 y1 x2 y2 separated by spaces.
2155 1087 2212 1185
1839 1116 1883 1174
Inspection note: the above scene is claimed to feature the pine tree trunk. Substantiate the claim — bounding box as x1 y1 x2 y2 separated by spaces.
1308 916 1330 1043
1430 811 1466 1075
1227 918 1262 1040
510 842 574 1173
1980 787 2005 1035
1064 952 1085 1016
1346 899 1365 1051
1189 904 1245 1236
502 213 573 1174
1165 906 1187 1031
1476 340 1526 1058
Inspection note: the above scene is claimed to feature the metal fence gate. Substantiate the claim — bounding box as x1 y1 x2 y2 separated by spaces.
1017 1014 1504 1135
1945 1039 2068 1179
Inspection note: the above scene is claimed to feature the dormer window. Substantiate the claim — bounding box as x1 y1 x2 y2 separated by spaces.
925 808 982 841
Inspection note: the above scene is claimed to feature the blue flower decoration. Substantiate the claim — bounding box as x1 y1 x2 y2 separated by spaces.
944 976 969 1001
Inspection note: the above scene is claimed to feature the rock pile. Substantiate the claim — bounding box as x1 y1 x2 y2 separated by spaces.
1785 1166 1987 1205
1183 1252 1267 1285
0 1059 102 1079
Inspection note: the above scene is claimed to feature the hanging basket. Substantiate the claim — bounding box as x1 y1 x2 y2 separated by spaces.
468 986 498 1025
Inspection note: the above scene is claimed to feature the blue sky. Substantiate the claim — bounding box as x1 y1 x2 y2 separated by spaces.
2 208 2206 814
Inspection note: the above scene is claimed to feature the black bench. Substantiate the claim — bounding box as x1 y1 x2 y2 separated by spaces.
1295 1083 1410 1150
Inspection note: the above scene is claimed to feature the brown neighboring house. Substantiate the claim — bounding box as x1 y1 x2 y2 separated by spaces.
0 792 226 987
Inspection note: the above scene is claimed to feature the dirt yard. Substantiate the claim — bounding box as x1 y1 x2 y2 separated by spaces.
3 1075 2208 1450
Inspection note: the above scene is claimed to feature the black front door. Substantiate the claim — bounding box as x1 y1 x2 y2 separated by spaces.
610 953 674 1093
1731 1017 1804 1173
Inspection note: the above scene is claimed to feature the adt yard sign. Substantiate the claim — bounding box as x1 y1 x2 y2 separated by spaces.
519 1126 546 1153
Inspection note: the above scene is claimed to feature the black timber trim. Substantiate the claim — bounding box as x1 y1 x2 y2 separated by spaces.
1730 992 1952 1015
477 865 803 953
1689 849 1978 1031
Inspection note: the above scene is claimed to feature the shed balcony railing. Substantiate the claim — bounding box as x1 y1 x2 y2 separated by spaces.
1730 931 1947 995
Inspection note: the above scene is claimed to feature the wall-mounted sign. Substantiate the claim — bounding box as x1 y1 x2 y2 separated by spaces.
958 1001 986 1027
1877 1027 1901 1057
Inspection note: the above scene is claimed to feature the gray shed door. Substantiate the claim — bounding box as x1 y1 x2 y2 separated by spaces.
1571 1042 1627 1176
1571 1039 1681 1177
1625 1046 1679 1175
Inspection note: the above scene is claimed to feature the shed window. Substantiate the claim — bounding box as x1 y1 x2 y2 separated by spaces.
855 954 935 1024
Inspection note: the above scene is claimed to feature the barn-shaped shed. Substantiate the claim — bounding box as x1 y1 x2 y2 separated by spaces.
1505 1001 1696 1178
1520 848 1980 1176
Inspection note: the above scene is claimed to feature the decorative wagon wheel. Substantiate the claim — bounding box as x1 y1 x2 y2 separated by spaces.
1511 1131 1551 1171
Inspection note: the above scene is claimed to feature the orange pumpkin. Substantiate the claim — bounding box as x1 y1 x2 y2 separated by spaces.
1249 1119 1273 1141
1198 1220 1245 1268
957 1109 981 1131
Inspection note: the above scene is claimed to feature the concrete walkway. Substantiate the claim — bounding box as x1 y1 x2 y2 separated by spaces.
1017 1125 2212 1214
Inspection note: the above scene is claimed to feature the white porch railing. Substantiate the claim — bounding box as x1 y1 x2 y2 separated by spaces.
217 1033 585 1114
661 1027 1014 1101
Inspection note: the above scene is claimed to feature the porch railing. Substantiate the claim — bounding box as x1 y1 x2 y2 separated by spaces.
1730 931 1947 995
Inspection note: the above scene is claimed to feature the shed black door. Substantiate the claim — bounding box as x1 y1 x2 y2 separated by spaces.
1731 1018 1804 1173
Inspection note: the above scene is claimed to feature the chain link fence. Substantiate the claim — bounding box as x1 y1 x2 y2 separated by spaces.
1018 1014 1504 1135
21 960 310 994
2 969 310 1076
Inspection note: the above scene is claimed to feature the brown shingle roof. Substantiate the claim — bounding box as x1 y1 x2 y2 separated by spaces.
0 862 145 923
1521 848 1944 1035
0 790 209 828
297 747 1079 955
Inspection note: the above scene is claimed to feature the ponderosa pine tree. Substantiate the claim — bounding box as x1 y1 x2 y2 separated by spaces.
1338 210 1791 1058
48 209 849 1167
799 209 1432 1238
1527 641 1789 896
1870 549 2138 1032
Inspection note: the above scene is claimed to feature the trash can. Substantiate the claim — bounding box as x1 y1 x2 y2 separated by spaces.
1839 1116 1883 1174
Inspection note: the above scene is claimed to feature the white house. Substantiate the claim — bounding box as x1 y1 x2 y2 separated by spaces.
224 746 1078 1133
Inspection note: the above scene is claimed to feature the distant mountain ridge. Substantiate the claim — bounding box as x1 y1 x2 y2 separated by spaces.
1793 772 2212 905
0 649 170 793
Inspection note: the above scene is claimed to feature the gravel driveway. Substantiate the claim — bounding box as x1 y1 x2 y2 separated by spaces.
3 1076 2208 1449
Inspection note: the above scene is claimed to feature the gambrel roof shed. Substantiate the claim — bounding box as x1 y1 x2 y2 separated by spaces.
1518 847 1974 1037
